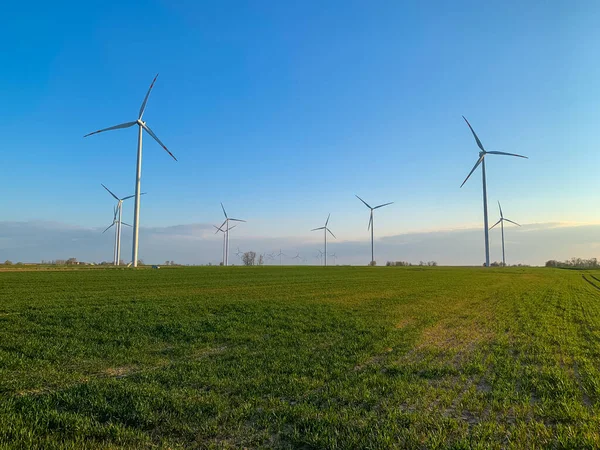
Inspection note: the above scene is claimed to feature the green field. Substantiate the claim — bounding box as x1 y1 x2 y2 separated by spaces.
1 266 600 448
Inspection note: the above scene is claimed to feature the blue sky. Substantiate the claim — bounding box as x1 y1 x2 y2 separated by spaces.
1 1 600 264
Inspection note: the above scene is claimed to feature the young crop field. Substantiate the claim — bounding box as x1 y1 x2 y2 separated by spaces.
1 266 600 448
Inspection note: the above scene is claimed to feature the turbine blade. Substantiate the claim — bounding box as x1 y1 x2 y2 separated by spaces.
121 222 133 227
121 193 143 201
374 202 393 209
102 223 115 233
355 195 372 209
326 213 330 226
504 219 521 227
214 225 223 234
101 184 119 201
229 218 246 223
368 212 373 230
84 121 136 138
498 201 503 218
486 151 528 159
489 219 502 230
311 227 326 231
460 155 484 188
139 73 159 119
327 228 336 239
221 203 228 218
462 116 485 152
142 123 177 161
227 224 237 231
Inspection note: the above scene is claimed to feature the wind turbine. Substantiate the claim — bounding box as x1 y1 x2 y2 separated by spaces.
84 74 177 268
291 253 301 264
214 223 237 266
315 250 324 265
218 203 246 266
235 247 244 260
102 206 132 264
490 202 520 267
311 214 336 266
275 249 286 265
101 184 143 265
355 195 393 264
330 253 338 265
460 116 527 267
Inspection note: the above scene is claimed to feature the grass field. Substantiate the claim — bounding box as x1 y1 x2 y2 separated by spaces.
1 266 600 448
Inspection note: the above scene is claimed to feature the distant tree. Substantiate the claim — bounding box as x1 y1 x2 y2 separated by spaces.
3 260 12 265
66 258 78 265
170 260 175 266
137 259 144 266
242 251 256 266
427 261 438 267
164 260 170 266
258 254 264 266
15 262 22 265
369 260 377 266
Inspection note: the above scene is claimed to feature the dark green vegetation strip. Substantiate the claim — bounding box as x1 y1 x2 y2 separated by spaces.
0 266 599 448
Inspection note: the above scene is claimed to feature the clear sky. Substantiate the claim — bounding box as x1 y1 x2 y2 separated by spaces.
1 1 600 265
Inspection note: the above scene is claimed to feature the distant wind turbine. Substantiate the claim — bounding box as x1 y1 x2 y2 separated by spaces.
275 249 286 265
311 214 335 266
291 253 301 264
329 253 338 265
460 116 528 267
101 184 143 265
214 223 237 266
218 203 246 266
490 202 520 267
102 206 132 265
235 247 243 260
315 250 323 265
355 195 393 264
85 74 177 267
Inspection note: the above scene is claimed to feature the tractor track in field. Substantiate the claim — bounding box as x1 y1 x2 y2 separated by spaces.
581 275 600 292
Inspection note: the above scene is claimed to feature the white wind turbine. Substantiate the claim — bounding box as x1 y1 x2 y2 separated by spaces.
218 203 246 266
102 206 132 265
275 249 286 265
291 253 301 264
101 184 144 266
311 214 336 266
315 250 324 265
84 74 177 267
355 195 393 264
329 252 338 265
490 201 520 267
460 116 527 267
214 223 237 266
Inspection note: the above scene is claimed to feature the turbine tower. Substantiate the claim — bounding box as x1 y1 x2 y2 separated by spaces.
355 195 393 265
490 201 520 267
460 116 527 267
101 184 143 265
218 203 245 266
311 214 336 266
84 74 177 267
